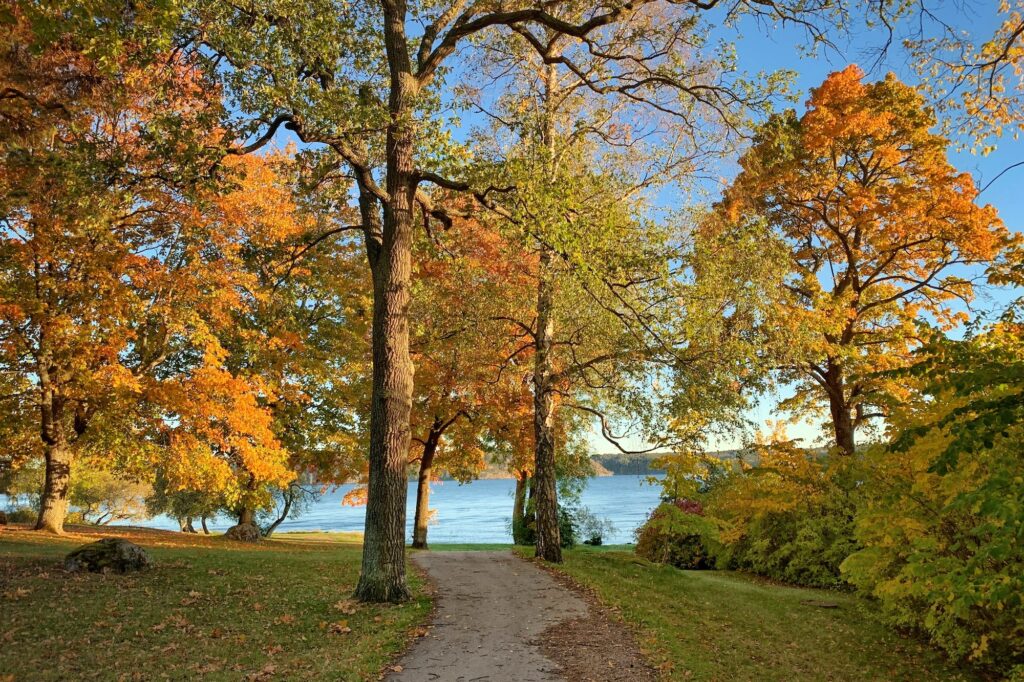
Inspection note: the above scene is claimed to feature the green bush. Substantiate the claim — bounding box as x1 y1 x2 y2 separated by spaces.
635 500 718 569
718 495 857 589
511 500 581 549
842 429 1024 674
841 331 1024 676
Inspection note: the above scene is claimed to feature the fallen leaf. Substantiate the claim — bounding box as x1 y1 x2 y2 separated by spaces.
328 620 352 634
332 599 358 615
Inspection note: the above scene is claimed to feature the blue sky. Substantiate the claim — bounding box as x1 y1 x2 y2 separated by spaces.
252 4 1021 455
580 3 1024 453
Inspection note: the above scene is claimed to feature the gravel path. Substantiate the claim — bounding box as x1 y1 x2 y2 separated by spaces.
386 551 585 681
386 550 655 682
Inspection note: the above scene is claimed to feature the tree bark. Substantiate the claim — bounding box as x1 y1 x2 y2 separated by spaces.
179 516 197 533
35 364 72 534
411 429 440 549
532 59 562 563
512 471 530 545
825 358 856 456
201 515 210 534
237 507 255 526
354 5 417 601
36 442 71 534
533 247 562 562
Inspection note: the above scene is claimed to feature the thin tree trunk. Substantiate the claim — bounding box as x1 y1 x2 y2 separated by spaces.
263 487 295 538
201 515 210 534
412 430 439 549
825 359 856 456
354 12 417 600
533 247 562 562
533 59 563 563
512 471 530 545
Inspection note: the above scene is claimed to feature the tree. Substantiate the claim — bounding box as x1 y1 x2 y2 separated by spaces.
408 220 536 548
146 469 224 534
465 23 751 559
0 14 294 531
208 150 370 535
705 66 1010 455
68 464 152 526
195 0 921 599
905 1 1023 157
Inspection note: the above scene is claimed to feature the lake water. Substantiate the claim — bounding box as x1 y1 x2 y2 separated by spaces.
2 475 664 543
127 475 662 544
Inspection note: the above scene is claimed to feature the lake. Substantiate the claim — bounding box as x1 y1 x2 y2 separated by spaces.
115 475 663 544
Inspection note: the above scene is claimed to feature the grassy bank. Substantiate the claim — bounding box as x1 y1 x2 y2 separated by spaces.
524 546 977 682
0 526 429 681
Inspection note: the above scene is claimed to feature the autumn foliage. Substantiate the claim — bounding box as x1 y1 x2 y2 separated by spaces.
707 65 1012 454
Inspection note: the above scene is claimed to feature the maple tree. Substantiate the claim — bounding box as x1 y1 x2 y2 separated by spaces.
206 150 371 534
0 11 295 532
407 221 536 549
704 66 1012 455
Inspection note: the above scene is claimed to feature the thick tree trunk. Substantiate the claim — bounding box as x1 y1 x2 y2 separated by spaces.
354 14 416 600
512 472 530 545
201 516 210 535
824 359 856 456
533 247 562 563
179 517 197 533
411 431 439 550
237 507 255 526
36 441 71 534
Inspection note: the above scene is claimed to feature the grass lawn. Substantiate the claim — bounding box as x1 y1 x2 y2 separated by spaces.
523 546 978 682
0 526 430 681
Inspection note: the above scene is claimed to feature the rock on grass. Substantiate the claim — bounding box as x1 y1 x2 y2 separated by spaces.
64 538 153 573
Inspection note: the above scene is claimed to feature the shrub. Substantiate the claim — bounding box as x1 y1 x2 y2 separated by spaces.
635 499 718 569
510 500 581 549
842 427 1024 674
841 330 1024 676
695 432 861 588
574 507 616 546
717 496 856 588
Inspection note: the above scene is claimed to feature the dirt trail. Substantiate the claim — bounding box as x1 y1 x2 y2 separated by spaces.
386 550 656 682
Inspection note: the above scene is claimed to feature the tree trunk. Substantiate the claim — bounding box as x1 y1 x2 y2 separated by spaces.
532 60 563 563
354 13 417 601
263 487 295 539
512 471 530 545
533 247 562 562
35 373 72 534
411 430 439 549
35 440 71 534
201 515 210 534
237 507 255 526
179 516 197 533
825 359 856 456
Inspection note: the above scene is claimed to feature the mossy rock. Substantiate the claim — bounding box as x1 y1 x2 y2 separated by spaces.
224 523 262 543
64 538 152 573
